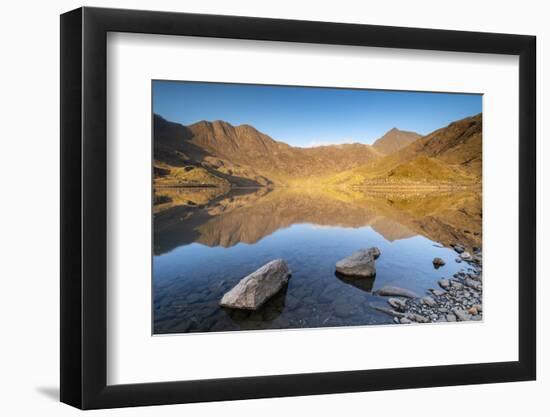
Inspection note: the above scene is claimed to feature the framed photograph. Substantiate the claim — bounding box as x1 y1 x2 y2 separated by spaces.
60 7 536 409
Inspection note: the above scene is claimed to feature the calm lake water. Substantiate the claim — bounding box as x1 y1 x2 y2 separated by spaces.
153 187 481 334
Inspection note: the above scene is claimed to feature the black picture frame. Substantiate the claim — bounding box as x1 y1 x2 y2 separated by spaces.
60 6 536 410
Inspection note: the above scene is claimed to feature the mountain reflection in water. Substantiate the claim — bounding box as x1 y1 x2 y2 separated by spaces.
153 186 481 334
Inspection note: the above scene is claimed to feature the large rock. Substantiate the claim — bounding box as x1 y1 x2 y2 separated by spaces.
376 285 418 298
220 259 291 310
335 247 379 278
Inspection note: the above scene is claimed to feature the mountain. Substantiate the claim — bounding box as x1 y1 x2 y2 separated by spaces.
324 113 482 186
154 113 481 188
154 115 383 186
372 128 421 155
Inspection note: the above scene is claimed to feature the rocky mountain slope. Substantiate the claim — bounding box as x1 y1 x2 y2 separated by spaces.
154 115 383 186
154 113 481 187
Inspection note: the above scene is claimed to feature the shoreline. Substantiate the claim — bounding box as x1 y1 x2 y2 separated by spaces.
373 245 483 324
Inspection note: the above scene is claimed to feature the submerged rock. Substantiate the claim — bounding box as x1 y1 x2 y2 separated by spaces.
388 297 407 311
376 285 418 299
220 259 291 310
372 304 405 318
433 257 445 268
335 247 379 278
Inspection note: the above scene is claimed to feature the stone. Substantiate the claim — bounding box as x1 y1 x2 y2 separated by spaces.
450 280 464 290
422 296 437 307
220 259 291 310
453 308 471 321
430 289 447 297
446 313 457 322
438 279 451 290
455 257 462 263
372 305 405 318
400 317 412 324
467 307 478 315
432 257 445 268
473 303 483 312
465 278 482 291
453 245 465 254
409 313 429 323
376 285 418 299
460 251 472 261
388 297 407 311
335 247 379 277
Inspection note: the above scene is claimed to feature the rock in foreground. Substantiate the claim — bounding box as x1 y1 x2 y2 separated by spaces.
335 247 379 278
220 259 291 310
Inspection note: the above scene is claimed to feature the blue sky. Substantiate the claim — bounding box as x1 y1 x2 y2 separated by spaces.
153 81 482 147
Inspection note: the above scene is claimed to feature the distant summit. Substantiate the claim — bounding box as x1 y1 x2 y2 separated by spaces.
372 128 422 155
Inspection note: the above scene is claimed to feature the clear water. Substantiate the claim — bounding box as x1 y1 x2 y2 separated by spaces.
153 187 481 334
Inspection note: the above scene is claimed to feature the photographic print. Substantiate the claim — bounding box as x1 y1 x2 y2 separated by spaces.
152 81 482 334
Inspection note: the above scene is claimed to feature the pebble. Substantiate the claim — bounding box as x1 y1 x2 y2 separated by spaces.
453 245 465 254
446 314 457 322
453 308 471 321
438 279 450 289
388 297 407 311
378 243 483 326
422 296 437 307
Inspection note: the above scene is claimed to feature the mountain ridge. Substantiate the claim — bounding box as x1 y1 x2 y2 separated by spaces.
153 113 481 187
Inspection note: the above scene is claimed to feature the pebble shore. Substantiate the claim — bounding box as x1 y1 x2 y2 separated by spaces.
375 244 483 324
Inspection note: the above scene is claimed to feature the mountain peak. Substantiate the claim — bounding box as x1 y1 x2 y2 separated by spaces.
372 128 421 155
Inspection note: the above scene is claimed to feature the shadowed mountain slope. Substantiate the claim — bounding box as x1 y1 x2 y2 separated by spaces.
154 115 384 186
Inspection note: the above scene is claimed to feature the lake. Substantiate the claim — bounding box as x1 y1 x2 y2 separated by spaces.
153 187 482 334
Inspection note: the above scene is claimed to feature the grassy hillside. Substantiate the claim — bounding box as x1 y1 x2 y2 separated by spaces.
322 114 482 187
